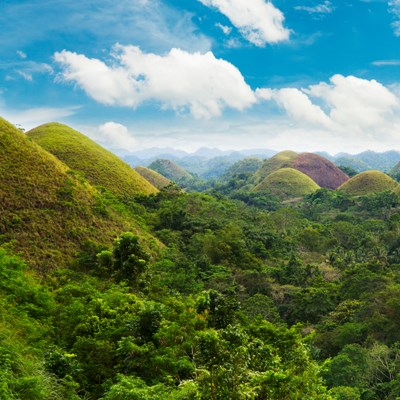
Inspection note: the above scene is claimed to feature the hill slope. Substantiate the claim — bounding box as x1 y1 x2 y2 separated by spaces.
338 170 398 195
254 150 298 181
27 123 158 198
292 153 349 189
253 168 320 200
135 166 172 189
148 159 193 182
0 117 148 270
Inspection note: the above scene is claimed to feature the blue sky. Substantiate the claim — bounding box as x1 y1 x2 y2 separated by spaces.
2 0 400 154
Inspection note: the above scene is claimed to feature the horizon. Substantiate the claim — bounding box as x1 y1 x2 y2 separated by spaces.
2 1 400 153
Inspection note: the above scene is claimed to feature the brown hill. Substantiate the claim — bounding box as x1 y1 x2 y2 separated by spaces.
292 153 349 189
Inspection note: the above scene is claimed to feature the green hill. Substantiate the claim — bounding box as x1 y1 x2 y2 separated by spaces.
222 157 263 179
253 167 320 200
254 150 298 182
135 166 172 189
0 117 149 270
27 123 158 198
338 170 399 195
148 159 193 182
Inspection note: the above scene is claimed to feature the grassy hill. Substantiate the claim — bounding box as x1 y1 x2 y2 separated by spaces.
135 166 171 189
338 170 399 195
292 153 349 189
148 159 193 182
253 167 320 201
0 117 152 270
254 150 298 181
27 123 158 198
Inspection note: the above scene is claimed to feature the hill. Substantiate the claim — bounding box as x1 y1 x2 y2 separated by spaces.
338 170 399 195
0 117 148 270
222 157 263 179
292 153 349 189
148 159 193 182
253 168 320 200
27 123 158 198
135 166 172 189
254 150 298 181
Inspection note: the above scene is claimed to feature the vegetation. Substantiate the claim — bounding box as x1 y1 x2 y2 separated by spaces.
338 170 399 195
3 117 400 399
135 166 172 189
27 123 158 198
148 159 193 184
253 167 320 200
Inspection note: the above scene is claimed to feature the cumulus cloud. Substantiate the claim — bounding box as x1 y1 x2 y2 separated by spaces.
257 75 400 142
198 0 290 46
294 1 334 14
96 121 137 151
54 45 256 119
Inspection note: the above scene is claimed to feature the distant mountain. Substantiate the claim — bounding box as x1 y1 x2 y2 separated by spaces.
127 147 189 160
222 157 263 180
333 150 400 172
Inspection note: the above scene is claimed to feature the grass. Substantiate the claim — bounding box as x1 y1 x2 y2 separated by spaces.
0 117 155 271
253 167 320 200
27 123 158 198
338 170 399 195
135 166 171 189
254 150 298 182
292 152 350 189
148 159 193 182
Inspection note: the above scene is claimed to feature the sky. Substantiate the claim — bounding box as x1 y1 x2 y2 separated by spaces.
2 0 400 154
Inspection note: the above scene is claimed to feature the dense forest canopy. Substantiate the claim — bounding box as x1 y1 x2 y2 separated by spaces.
1 119 400 399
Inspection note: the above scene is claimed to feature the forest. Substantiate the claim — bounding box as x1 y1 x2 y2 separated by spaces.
1 118 400 399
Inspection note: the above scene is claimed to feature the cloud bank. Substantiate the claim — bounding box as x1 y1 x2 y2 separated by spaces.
198 0 290 46
54 45 256 119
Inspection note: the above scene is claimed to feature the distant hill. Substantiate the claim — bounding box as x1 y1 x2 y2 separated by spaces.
148 159 193 183
338 171 399 195
254 151 348 190
253 168 320 201
292 153 349 190
254 151 298 182
27 123 158 198
135 166 172 189
222 157 263 180
0 117 147 270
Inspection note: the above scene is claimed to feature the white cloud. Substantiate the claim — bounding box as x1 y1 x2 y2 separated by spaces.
257 87 332 127
95 121 137 151
294 1 334 14
389 0 400 36
16 50 26 59
257 75 400 145
54 45 256 119
216 22 232 35
372 59 400 66
1 106 78 130
198 0 290 46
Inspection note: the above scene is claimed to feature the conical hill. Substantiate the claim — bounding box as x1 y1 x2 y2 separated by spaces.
253 168 320 200
27 123 158 198
0 117 149 270
338 170 399 195
148 159 193 182
135 166 172 189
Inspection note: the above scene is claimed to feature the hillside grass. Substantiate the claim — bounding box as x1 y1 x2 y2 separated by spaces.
253 167 320 200
0 118 155 270
135 166 171 189
27 123 158 198
254 150 298 182
148 159 193 182
338 170 399 195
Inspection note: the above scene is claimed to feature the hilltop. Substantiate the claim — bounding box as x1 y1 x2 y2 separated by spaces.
253 167 320 200
0 118 150 270
254 150 298 182
27 123 158 198
338 170 399 195
148 159 193 183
